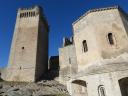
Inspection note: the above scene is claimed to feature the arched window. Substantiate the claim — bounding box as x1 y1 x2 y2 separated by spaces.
98 85 106 96
72 80 88 96
82 40 88 52
108 33 114 45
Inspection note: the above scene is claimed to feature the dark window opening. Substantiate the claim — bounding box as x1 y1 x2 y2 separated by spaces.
26 12 28 17
25 13 26 17
20 13 23 18
108 33 114 45
22 47 24 50
83 40 88 52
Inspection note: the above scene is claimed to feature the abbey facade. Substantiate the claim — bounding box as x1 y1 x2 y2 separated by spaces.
59 6 128 96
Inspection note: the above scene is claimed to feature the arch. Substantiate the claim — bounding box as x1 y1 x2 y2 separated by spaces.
119 77 128 96
82 40 88 52
108 33 114 45
72 80 88 96
98 85 106 96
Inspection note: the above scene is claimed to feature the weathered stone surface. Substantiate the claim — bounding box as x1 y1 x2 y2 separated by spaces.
0 80 69 96
2 6 49 82
59 6 128 96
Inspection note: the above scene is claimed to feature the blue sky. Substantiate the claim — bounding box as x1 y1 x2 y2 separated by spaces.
0 0 128 67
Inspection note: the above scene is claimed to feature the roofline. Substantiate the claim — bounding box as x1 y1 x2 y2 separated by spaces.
72 6 120 25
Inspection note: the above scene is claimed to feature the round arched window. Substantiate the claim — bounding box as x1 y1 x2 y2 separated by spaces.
98 85 106 96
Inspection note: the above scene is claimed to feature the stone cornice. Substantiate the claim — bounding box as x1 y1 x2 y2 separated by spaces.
72 6 120 25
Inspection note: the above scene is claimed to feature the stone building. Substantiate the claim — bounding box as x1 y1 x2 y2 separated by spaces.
59 37 77 85
2 6 49 82
59 6 128 96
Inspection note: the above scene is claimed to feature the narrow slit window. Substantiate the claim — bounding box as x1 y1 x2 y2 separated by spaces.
29 12 31 17
20 66 21 70
24 13 27 17
22 47 24 50
26 12 28 17
69 58 71 64
98 85 106 96
108 33 114 45
82 40 88 52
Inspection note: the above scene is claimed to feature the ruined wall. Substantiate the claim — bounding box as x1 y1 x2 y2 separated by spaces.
59 44 77 85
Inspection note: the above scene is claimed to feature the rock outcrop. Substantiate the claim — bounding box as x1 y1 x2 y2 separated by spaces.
0 80 69 96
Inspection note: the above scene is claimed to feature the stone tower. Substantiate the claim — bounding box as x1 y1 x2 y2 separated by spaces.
2 6 49 82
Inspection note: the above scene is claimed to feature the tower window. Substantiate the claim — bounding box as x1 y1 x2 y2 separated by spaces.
22 47 24 50
108 33 114 45
69 58 71 64
82 40 88 52
26 12 28 17
98 85 106 96
29 12 31 17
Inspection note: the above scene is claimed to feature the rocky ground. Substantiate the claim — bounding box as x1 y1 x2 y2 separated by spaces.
0 80 70 96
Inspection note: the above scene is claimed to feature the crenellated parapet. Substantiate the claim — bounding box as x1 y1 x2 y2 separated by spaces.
18 6 41 18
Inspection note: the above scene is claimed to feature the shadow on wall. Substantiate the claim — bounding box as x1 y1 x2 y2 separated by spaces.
119 77 128 96
40 56 60 80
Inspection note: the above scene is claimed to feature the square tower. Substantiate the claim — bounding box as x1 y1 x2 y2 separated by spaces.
2 6 49 82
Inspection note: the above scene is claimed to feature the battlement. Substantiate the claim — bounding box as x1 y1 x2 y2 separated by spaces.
63 37 73 47
16 6 49 32
18 6 42 18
